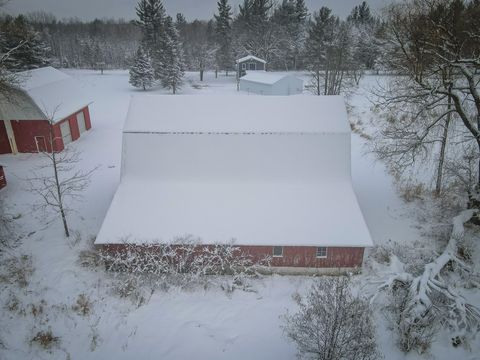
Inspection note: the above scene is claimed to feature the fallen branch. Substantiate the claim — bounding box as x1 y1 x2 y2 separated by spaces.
376 209 480 349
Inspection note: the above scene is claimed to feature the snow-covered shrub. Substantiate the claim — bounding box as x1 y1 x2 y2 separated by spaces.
99 237 270 298
282 276 381 360
78 248 102 268
72 294 92 316
368 245 391 265
377 209 480 352
384 281 437 353
30 329 60 350
0 197 20 251
0 255 34 288
29 300 47 318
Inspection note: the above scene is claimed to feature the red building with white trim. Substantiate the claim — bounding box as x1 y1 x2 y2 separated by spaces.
95 96 373 273
0 67 92 154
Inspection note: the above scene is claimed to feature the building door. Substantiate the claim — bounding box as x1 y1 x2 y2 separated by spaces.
60 121 72 145
35 136 47 152
77 111 86 134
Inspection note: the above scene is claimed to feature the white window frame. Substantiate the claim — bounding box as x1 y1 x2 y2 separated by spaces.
34 136 46 153
249 62 256 70
273 246 283 257
316 247 327 258
241 63 246 70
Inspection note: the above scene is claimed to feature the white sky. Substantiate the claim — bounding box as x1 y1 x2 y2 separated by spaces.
4 0 392 21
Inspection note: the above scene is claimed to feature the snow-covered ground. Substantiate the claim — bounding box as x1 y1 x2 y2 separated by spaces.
0 70 477 359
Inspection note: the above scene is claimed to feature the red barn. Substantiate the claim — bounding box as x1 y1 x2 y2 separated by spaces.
0 165 6 190
0 67 92 154
96 96 373 274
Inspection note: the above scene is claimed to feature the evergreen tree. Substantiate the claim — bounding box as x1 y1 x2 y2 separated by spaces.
135 0 166 78
0 15 49 70
272 0 308 70
160 16 185 94
214 0 234 75
305 8 355 95
348 2 381 70
129 46 155 90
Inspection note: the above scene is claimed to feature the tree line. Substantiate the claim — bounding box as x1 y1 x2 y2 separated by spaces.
0 1 384 87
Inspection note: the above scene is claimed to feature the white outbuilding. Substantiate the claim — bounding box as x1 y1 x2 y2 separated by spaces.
96 95 372 272
239 72 303 95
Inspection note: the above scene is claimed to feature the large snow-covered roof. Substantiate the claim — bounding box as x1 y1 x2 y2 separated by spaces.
235 55 267 64
241 72 300 85
95 179 372 247
96 95 372 248
0 67 93 123
124 95 351 134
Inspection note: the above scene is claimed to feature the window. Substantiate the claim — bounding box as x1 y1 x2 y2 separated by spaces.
316 247 327 258
242 63 246 70
273 246 283 257
249 62 256 70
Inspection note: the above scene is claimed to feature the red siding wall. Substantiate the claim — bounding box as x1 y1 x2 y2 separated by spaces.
0 121 11 154
0 166 6 189
242 246 364 268
83 107 92 130
97 244 365 269
11 120 53 153
68 115 80 141
3 106 91 154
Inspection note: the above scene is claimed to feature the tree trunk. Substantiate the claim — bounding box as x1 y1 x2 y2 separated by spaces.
478 114 480 188
215 68 218 78
435 96 452 195
316 69 320 96
51 142 69 238
200 69 204 82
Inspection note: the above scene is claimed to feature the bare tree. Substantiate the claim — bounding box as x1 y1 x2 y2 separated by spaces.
377 0 480 191
282 276 380 360
26 113 96 238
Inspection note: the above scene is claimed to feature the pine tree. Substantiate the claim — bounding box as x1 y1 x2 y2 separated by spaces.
129 46 155 90
160 16 185 94
214 0 234 75
135 0 166 79
0 15 50 70
305 7 355 95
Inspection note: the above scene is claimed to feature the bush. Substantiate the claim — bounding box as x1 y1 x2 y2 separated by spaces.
31 329 60 350
100 238 271 300
282 276 381 360
72 294 92 316
0 255 34 288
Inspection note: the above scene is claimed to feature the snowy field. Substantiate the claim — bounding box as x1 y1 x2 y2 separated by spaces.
0 70 477 359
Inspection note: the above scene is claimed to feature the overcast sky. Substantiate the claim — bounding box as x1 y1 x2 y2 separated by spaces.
4 0 392 21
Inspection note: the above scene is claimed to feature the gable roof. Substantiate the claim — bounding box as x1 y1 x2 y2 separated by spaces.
241 72 301 85
0 67 93 123
235 55 267 64
96 95 372 248
124 95 350 134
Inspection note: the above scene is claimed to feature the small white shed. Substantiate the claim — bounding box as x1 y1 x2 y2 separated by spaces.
239 72 303 95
